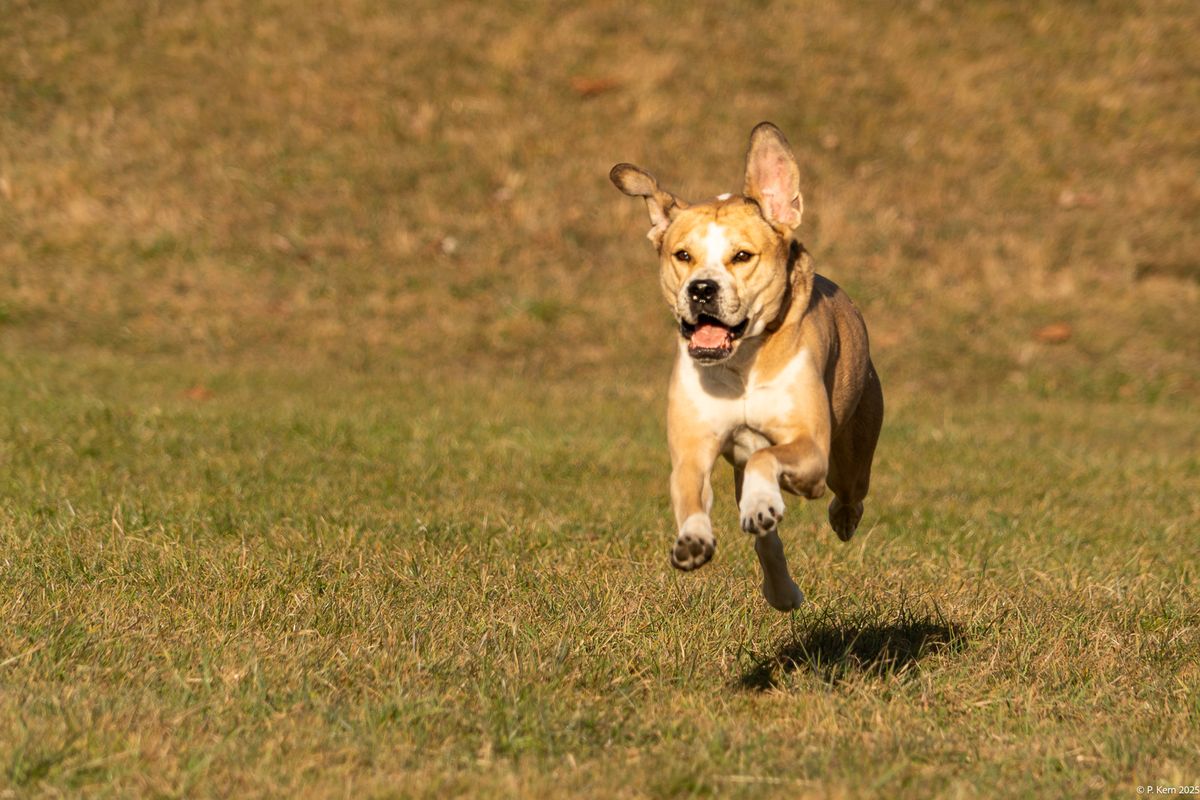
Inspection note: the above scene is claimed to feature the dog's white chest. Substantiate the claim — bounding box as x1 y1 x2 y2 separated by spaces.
676 349 815 464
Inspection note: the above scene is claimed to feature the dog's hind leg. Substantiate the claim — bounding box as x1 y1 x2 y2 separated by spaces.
827 362 883 541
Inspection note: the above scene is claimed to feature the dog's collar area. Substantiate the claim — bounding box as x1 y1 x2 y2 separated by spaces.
764 239 804 334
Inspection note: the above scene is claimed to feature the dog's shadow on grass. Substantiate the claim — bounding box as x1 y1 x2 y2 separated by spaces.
737 606 968 691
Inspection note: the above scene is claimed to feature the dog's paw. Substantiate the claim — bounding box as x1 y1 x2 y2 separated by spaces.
828 497 864 542
671 514 715 571
762 579 805 612
739 473 785 536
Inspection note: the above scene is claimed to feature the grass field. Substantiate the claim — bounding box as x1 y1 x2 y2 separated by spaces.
2 0 1199 796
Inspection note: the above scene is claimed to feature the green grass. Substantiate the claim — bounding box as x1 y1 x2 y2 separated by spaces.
1 354 1195 796
2 0 1199 796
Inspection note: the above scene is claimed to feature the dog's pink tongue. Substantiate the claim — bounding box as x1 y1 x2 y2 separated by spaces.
690 324 730 349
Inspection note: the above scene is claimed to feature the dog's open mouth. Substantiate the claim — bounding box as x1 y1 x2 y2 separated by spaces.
680 314 749 360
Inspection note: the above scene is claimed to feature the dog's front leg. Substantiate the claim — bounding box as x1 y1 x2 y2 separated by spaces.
738 437 827 610
734 465 806 611
667 432 722 572
739 436 828 535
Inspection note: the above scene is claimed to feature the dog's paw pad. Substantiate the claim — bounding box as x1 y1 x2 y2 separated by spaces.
670 531 715 571
828 498 864 542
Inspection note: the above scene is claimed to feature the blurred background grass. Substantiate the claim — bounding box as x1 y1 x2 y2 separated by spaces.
2 0 1198 796
3 0 1196 397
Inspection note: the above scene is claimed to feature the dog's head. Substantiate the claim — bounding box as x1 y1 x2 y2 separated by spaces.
611 122 806 365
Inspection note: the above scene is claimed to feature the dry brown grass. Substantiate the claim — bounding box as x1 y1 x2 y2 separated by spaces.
4 0 1197 386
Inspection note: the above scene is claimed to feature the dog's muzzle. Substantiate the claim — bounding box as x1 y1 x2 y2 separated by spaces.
680 314 749 362
679 277 748 362
687 279 720 313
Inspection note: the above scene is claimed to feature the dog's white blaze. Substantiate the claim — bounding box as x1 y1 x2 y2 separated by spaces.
701 222 731 270
675 222 738 318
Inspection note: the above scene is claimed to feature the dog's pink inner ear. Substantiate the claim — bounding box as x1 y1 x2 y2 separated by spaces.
754 157 802 228
744 126 803 231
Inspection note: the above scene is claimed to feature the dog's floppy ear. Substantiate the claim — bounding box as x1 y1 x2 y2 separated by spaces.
610 163 688 247
743 122 803 232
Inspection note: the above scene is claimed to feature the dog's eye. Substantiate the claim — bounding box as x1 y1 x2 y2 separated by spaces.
732 250 754 263
673 250 692 262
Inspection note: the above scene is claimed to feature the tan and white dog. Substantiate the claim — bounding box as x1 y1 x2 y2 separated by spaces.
610 122 883 611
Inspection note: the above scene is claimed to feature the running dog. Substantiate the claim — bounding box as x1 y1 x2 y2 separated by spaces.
609 122 883 610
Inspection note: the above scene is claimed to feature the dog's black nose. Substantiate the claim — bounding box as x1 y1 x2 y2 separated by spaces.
687 279 719 307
